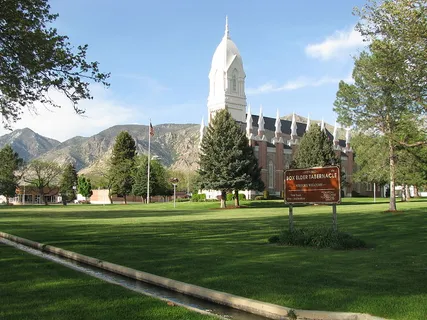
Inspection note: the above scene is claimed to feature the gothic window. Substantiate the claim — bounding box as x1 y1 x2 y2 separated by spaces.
232 74 237 92
268 160 274 189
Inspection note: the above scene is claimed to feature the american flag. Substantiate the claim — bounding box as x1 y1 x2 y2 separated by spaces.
149 122 154 137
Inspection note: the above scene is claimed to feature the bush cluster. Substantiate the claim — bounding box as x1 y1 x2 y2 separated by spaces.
268 227 367 250
191 193 206 202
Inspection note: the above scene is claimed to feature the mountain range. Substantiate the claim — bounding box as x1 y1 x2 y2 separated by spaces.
0 115 344 175
0 124 201 175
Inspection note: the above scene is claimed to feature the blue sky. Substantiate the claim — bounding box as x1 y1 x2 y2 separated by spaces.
1 0 368 141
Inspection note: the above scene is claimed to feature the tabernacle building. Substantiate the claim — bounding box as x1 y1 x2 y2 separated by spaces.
200 18 355 199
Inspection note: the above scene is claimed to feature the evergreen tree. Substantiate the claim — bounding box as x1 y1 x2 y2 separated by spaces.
293 124 339 169
77 175 93 200
0 145 22 204
199 109 264 208
132 156 172 202
110 131 136 204
59 163 78 205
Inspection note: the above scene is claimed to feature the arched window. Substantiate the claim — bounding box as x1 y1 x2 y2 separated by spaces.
268 160 274 189
232 74 237 92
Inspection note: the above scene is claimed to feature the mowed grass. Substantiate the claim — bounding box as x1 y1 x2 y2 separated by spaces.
1 198 426 319
0 244 216 320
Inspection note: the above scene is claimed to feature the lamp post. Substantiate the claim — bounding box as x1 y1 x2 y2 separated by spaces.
170 177 179 208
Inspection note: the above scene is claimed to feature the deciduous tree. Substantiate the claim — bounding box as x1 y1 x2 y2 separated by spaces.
334 40 412 211
24 160 61 205
0 0 109 128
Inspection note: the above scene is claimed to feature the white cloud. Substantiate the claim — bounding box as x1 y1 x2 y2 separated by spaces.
305 26 365 61
247 74 352 95
0 84 137 142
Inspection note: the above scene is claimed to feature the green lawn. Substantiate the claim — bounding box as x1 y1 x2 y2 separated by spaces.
0 244 216 320
1 198 426 320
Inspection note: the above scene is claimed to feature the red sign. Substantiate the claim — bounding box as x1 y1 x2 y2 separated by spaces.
285 166 341 204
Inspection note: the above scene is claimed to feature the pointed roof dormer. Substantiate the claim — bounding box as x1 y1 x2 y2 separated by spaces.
290 112 297 139
258 105 265 133
333 122 339 142
320 118 325 132
275 109 282 134
246 104 253 139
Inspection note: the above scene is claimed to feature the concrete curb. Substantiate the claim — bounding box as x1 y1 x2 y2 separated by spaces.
0 232 387 320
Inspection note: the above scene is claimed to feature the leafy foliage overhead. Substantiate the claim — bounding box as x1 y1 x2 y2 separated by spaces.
0 0 110 128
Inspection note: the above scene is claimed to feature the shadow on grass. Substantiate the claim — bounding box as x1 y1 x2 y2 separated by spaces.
1 202 427 319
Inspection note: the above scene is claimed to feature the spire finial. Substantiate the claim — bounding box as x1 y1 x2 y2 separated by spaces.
225 15 229 38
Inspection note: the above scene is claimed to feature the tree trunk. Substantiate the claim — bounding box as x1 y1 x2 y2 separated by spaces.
401 185 407 202
234 190 240 207
389 138 397 211
414 185 419 198
124 194 127 204
220 190 226 208
405 185 411 200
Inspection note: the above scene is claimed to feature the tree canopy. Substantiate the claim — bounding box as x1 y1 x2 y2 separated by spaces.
23 159 61 205
198 109 263 208
0 0 109 128
354 0 427 113
132 156 172 201
292 124 339 169
77 175 92 200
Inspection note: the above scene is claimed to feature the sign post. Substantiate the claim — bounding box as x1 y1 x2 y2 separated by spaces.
284 166 341 231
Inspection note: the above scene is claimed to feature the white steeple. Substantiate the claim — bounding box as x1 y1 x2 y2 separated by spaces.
290 112 297 139
306 114 311 132
199 117 205 148
320 118 325 132
258 105 265 132
345 127 351 144
207 17 247 123
246 104 253 139
333 122 339 142
275 109 282 134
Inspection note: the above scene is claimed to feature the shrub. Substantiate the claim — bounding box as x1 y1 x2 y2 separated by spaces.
191 193 206 202
254 196 264 200
269 227 367 250
263 190 270 199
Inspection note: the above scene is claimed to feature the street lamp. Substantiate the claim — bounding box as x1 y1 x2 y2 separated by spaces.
170 177 179 208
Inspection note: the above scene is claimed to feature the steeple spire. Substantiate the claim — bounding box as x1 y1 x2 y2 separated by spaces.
275 109 282 134
306 114 311 132
225 15 229 38
333 122 338 142
290 112 297 139
246 104 253 139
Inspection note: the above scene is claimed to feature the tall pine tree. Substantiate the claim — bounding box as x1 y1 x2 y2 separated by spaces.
110 131 136 204
199 109 263 208
293 124 339 169
0 145 22 204
59 163 78 204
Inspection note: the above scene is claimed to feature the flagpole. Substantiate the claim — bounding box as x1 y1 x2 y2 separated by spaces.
147 120 151 204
